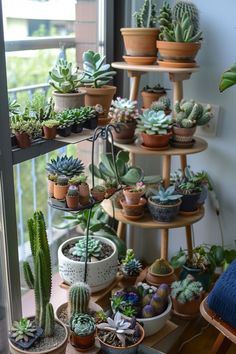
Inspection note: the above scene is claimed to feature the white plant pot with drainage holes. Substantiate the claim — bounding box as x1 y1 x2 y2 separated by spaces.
58 235 118 293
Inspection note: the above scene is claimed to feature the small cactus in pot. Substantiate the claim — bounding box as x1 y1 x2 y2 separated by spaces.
66 185 79 209
141 85 168 109
119 249 142 287
54 175 69 200
146 258 176 287
123 182 146 205
150 96 171 115
47 174 57 197
70 313 96 350
91 185 106 202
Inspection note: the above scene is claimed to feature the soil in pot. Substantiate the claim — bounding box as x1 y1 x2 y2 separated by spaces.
15 132 31 149
141 132 172 149
42 126 57 140
141 91 166 109
62 241 113 262
121 28 159 57
112 121 136 144
148 198 181 222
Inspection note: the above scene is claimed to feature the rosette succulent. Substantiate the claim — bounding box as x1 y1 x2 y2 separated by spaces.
69 237 102 261
10 319 37 342
108 97 139 123
70 313 96 336
46 155 85 178
149 185 182 205
137 109 173 135
171 275 203 303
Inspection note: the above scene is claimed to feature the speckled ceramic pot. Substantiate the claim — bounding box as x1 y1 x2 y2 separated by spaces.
58 236 118 293
148 198 181 222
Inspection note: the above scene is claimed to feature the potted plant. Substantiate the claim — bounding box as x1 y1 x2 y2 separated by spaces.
146 258 176 286
172 99 213 147
137 109 173 149
189 170 213 206
53 175 69 201
9 211 68 354
108 97 139 144
9 318 43 350
42 119 59 140
55 110 74 137
46 154 85 178
156 1 202 67
171 275 203 318
147 185 182 222
47 174 57 197
70 313 96 351
120 197 147 220
123 182 146 205
9 97 20 147
150 95 172 115
119 249 142 288
80 50 116 125
77 174 90 204
141 84 167 109
111 282 171 337
91 185 106 202
82 106 98 130
121 0 159 65
97 312 144 353
11 116 42 149
66 185 79 209
49 58 86 112
58 235 118 293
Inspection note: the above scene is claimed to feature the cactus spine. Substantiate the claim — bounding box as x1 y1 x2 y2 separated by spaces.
68 282 91 316
23 211 54 337
172 1 199 36
133 0 157 28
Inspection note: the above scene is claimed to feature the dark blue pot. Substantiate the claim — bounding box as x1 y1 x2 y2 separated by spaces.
197 185 208 206
9 326 43 349
83 116 98 130
180 264 214 291
148 198 181 222
56 126 72 137
71 122 83 133
179 192 201 212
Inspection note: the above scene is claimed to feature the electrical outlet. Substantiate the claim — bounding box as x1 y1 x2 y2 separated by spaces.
196 103 220 137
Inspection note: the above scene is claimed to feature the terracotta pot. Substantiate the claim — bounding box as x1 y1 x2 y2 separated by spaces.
172 295 202 318
91 188 106 202
70 330 95 351
146 266 176 287
123 186 145 205
112 121 136 143
172 125 196 143
78 183 90 198
53 90 86 112
15 132 31 149
54 184 68 200
141 91 166 109
156 41 201 64
66 195 79 209
148 198 182 222
48 180 55 197
121 28 159 57
43 126 57 140
81 86 116 120
106 187 117 198
119 274 138 288
120 198 146 217
110 189 124 209
141 132 172 148
79 195 90 206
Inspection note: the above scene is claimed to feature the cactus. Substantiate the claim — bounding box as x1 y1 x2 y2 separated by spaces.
68 282 91 316
108 97 139 124
133 0 157 28
46 155 85 178
56 175 69 186
67 185 79 197
137 109 173 135
173 0 199 36
23 211 54 336
158 1 173 40
70 313 96 336
171 275 203 303
70 237 102 261
175 99 213 128
150 96 171 112
150 258 173 274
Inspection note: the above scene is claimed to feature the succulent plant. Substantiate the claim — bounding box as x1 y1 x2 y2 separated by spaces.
56 175 69 186
219 63 236 92
174 167 203 194
80 50 116 88
30 91 55 121
150 96 171 112
68 282 91 316
42 119 59 128
122 249 135 265
149 185 182 205
55 110 74 128
142 84 166 93
70 313 96 336
172 0 199 36
69 237 103 261
133 0 158 28
94 311 108 324
149 258 172 274
92 185 106 192
171 275 203 303
122 259 142 276
11 116 42 138
49 58 83 93
8 97 20 116
48 174 57 182
137 109 173 135
10 319 37 342
175 99 213 128
67 185 79 196
158 1 173 39
108 97 139 123
46 155 85 178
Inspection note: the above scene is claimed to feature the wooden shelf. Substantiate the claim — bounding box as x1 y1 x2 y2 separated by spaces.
112 61 199 74
102 199 204 230
110 136 207 156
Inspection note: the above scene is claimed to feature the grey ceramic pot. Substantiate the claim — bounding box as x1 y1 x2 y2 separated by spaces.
148 198 181 222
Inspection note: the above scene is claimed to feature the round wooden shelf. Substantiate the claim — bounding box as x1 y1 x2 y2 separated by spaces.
110 136 207 156
112 61 199 74
102 199 204 229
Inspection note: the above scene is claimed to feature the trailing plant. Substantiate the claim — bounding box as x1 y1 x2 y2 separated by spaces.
133 0 158 28
149 185 182 205
149 258 173 274
69 236 103 261
175 99 213 128
137 109 173 135
172 0 199 36
42 119 59 128
22 211 55 336
219 63 236 92
108 97 139 123
46 155 85 177
171 275 203 303
49 58 83 93
10 319 37 343
80 50 116 88
150 96 171 112
142 84 166 93
68 282 91 316
70 313 96 336
67 185 79 196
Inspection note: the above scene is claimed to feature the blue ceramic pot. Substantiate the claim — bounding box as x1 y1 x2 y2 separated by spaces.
148 198 181 222
180 264 214 291
179 192 201 212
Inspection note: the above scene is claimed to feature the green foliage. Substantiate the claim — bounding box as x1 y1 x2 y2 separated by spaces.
133 0 158 28
65 106 96 124
10 318 37 342
150 96 171 112
175 99 213 128
23 211 54 336
46 155 85 177
70 237 103 261
219 63 236 92
109 97 139 123
137 109 173 135
55 110 74 128
149 185 182 204
8 97 20 116
158 1 173 38
11 115 42 138
42 119 59 128
69 282 91 316
80 50 116 88
171 275 203 303
174 167 203 194
150 258 172 275
30 92 55 121
70 313 96 336
122 249 136 265
172 0 199 36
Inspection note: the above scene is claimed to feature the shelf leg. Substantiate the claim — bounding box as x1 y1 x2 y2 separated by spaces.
117 221 126 241
185 225 193 259
169 72 191 104
128 71 142 101
162 155 171 188
161 229 169 260
180 154 187 172
129 152 135 165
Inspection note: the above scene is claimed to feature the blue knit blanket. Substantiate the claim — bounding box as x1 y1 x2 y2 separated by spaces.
207 259 236 328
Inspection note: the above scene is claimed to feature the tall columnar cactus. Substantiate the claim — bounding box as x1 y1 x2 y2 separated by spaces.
23 211 54 337
133 0 157 28
172 0 199 36
68 282 91 316
175 99 213 128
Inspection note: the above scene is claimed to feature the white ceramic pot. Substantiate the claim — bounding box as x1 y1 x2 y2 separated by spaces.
122 297 172 337
58 236 118 293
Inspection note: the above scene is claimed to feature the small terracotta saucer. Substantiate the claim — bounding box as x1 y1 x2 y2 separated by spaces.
157 59 198 68
170 139 195 148
123 55 157 65
121 211 145 221
179 208 201 216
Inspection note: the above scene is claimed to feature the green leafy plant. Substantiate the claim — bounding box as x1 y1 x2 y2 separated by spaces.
69 237 103 261
175 99 213 128
69 282 91 316
80 50 116 88
173 167 204 194
10 319 37 342
11 115 42 139
70 313 96 336
133 0 158 28
30 92 55 121
171 275 203 303
55 110 74 129
137 109 173 135
108 97 139 123
8 97 20 116
46 155 85 177
219 63 236 92
149 185 182 205
150 96 171 112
